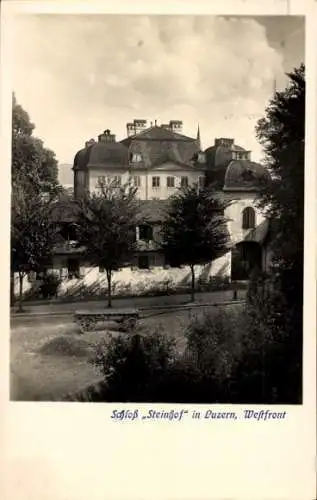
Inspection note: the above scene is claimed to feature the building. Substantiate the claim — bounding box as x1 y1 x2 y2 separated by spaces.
73 119 205 200
15 120 273 299
203 137 271 279
71 120 271 280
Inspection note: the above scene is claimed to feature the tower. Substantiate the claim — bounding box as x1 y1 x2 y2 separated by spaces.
196 124 201 150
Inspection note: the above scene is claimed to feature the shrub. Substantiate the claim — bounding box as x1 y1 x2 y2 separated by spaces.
39 273 62 299
87 289 300 403
93 331 177 401
184 308 245 401
231 271 302 404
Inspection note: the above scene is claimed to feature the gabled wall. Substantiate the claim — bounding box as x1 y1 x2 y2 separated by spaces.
222 191 265 245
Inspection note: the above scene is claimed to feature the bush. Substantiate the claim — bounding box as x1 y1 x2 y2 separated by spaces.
90 308 247 403
184 308 246 401
91 328 220 403
231 271 302 404
87 287 301 403
93 331 177 401
39 273 62 299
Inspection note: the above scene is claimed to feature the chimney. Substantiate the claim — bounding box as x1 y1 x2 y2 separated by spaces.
133 119 147 135
98 129 116 143
126 122 135 137
85 138 96 148
169 120 183 134
215 138 234 147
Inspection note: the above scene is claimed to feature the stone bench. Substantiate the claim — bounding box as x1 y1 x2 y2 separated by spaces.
75 308 140 333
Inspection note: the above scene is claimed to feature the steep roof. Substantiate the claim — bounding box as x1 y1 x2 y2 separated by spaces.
204 138 270 191
87 141 129 168
138 199 170 223
121 125 196 145
73 146 93 170
128 139 199 170
124 125 199 170
73 125 200 172
223 160 270 191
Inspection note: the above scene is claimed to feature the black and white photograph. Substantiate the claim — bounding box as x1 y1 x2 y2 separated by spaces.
10 13 305 404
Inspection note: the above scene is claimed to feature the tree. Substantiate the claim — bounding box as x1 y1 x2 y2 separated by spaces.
252 63 305 403
255 64 304 303
11 95 62 307
12 93 59 196
161 185 230 302
11 185 59 311
76 182 140 308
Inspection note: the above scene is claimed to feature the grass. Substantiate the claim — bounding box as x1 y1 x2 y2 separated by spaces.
10 303 242 401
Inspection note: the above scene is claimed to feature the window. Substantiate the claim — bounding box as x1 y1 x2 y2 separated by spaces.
113 176 121 186
167 176 175 188
234 151 248 161
139 224 153 241
131 153 142 163
242 207 256 229
67 259 80 279
138 255 150 269
181 176 188 188
197 152 206 163
198 176 205 188
97 175 106 187
152 176 160 188
133 175 141 187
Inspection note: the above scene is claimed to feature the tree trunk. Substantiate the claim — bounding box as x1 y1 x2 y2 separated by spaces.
10 271 15 307
18 272 24 312
106 269 112 308
190 264 195 303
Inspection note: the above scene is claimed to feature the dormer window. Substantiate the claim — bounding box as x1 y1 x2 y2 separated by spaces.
131 153 142 163
232 151 249 161
197 152 206 163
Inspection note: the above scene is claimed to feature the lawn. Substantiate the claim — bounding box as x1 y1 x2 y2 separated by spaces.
10 304 239 401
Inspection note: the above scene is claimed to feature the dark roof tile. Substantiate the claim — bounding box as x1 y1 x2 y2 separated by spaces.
137 199 170 223
224 160 270 190
122 125 195 144
74 125 200 172
87 142 129 168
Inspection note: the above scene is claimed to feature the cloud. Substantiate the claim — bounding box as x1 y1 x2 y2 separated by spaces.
12 15 301 164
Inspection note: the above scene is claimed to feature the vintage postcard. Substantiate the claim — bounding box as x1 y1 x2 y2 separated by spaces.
2 0 316 499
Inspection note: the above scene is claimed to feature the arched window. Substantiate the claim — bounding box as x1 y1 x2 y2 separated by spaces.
242 207 256 229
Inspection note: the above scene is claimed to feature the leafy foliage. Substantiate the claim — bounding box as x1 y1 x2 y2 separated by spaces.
161 185 230 301
93 331 176 402
231 271 302 403
255 65 304 298
12 93 59 196
39 273 62 299
76 181 140 307
11 95 61 309
247 64 306 403
11 187 60 310
83 296 301 403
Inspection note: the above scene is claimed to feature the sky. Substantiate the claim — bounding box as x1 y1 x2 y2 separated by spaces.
12 14 304 184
